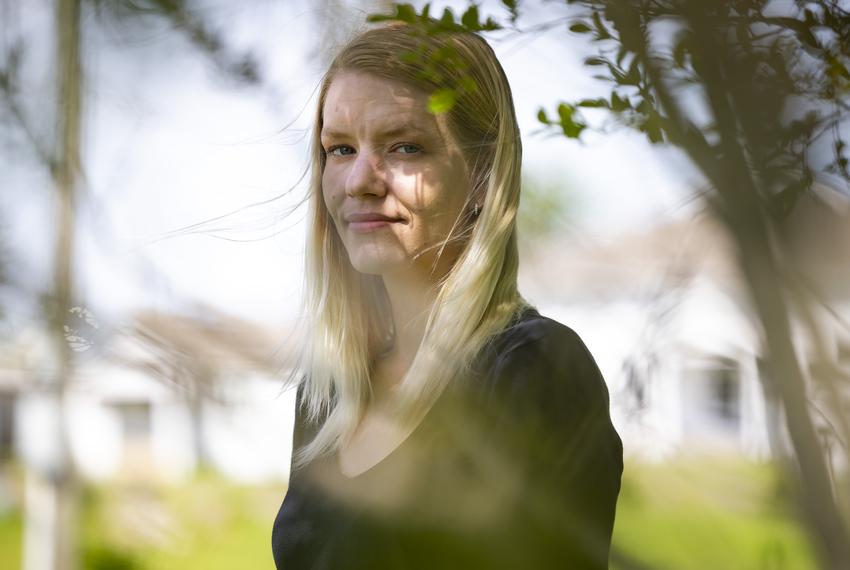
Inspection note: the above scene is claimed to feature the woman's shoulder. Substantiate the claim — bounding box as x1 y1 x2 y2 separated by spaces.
475 305 611 414
488 305 588 356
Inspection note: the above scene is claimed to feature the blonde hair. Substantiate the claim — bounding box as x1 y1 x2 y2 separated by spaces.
289 21 529 468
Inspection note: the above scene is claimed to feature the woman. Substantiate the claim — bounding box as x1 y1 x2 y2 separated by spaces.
272 19 623 570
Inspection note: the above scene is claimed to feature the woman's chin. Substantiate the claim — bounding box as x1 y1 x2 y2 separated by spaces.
349 254 408 276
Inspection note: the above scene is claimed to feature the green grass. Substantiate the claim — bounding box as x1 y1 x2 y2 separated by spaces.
0 456 821 569
78 472 286 570
0 508 22 570
611 454 818 570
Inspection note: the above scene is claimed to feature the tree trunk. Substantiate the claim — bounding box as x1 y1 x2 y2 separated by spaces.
23 0 83 569
727 216 850 569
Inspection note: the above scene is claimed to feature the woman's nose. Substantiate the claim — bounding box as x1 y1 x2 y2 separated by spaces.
345 148 386 198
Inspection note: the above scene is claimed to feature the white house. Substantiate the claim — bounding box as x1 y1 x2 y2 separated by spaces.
3 310 297 485
520 183 850 474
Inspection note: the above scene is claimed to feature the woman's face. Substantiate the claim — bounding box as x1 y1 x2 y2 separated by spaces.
320 71 471 279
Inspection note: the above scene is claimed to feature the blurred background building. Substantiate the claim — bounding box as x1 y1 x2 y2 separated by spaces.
1 311 295 485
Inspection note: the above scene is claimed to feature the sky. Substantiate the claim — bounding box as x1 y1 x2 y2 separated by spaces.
0 0 702 330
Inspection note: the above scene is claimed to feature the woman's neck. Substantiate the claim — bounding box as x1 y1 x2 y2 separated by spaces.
383 274 434 359
374 247 459 396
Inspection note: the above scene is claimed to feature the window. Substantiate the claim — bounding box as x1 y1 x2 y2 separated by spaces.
113 402 151 441
682 356 742 441
110 401 153 475
708 365 740 423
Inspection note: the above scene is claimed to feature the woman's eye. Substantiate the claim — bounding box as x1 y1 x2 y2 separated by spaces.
327 145 355 157
394 144 421 155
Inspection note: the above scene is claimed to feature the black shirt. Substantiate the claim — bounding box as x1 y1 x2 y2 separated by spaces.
272 307 623 569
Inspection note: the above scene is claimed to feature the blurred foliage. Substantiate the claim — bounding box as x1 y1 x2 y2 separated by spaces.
542 0 850 224
88 0 262 85
83 546 144 570
367 2 503 113
368 2 502 34
0 0 263 187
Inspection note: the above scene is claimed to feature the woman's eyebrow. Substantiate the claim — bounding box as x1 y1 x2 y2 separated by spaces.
321 125 435 140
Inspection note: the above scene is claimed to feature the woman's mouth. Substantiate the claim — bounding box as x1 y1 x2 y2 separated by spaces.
345 213 403 232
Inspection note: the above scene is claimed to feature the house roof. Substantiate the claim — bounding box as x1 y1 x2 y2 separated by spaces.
520 208 745 305
520 183 850 306
116 307 295 377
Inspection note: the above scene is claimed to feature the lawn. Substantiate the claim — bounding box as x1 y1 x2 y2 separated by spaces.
0 468 286 570
611 454 817 570
79 472 286 570
0 455 819 569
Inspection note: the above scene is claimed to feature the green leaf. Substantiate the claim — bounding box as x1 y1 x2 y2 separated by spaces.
461 4 480 30
482 17 501 31
608 62 627 83
611 92 630 111
557 103 575 121
537 108 551 125
561 122 585 139
440 7 456 28
584 56 607 66
428 88 457 114
577 98 610 108
557 103 585 138
368 3 420 24
591 11 611 40
395 3 418 23
569 21 593 34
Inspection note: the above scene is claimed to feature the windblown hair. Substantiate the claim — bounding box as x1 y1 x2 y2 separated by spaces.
289 21 528 468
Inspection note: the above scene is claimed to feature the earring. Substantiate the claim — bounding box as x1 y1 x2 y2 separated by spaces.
472 203 480 217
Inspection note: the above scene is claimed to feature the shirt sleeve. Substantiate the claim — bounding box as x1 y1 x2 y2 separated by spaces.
486 322 624 570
